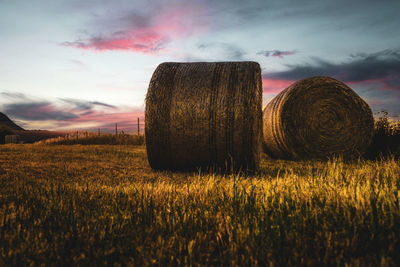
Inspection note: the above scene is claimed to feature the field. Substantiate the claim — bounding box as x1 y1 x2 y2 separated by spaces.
37 132 144 146
0 144 399 265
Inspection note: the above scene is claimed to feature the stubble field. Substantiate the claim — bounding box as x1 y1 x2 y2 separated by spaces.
0 144 399 266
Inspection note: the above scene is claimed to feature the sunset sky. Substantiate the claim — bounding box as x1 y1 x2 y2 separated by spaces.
1 0 399 132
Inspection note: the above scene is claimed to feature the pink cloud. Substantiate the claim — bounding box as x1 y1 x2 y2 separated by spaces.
347 77 398 91
262 78 295 94
262 77 397 99
3 94 145 131
63 33 168 54
62 3 207 54
69 110 143 125
28 109 145 132
41 110 145 132
48 107 145 132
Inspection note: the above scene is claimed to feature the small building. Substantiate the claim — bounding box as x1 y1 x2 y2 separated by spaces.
5 135 21 144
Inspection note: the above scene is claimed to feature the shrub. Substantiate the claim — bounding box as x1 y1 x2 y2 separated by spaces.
365 111 400 159
0 125 14 144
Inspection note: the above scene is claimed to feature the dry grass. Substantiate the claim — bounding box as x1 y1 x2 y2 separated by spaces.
263 76 374 160
0 144 399 265
146 62 262 172
37 133 144 146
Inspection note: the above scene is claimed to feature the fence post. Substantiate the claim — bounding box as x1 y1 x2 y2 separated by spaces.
137 117 140 136
115 123 118 136
98 128 100 136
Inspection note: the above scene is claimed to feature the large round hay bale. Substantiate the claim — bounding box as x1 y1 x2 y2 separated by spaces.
263 76 374 159
145 62 263 172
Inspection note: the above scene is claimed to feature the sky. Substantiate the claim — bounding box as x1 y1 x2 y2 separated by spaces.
1 0 399 132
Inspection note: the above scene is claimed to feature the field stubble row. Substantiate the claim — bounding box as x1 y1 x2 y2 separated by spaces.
0 145 399 265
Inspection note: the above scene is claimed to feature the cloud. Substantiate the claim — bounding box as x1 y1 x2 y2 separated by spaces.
196 42 246 60
257 50 296 58
1 92 30 100
0 92 143 131
91 101 116 108
62 32 169 54
262 78 295 94
62 2 208 54
261 49 400 116
60 98 117 110
3 102 78 121
212 0 400 29
264 49 400 85
1 92 78 121
66 109 144 131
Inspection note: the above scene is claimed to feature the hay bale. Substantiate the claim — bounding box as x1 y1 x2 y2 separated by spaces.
145 62 263 172
263 76 374 159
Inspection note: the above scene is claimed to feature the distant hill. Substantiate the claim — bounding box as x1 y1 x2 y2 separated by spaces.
0 112 24 131
0 112 65 143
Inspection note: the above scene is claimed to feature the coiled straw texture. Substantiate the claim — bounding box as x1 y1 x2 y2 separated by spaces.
146 62 262 172
263 76 374 159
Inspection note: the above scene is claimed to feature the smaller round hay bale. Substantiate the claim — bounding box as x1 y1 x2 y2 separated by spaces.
263 76 374 159
145 62 263 172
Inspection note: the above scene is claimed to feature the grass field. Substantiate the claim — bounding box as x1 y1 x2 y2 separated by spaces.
0 144 400 266
37 133 145 146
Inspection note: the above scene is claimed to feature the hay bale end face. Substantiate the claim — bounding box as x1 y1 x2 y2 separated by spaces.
145 62 263 172
263 76 374 159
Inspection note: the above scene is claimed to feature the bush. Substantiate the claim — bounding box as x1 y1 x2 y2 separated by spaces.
365 111 400 159
0 125 14 144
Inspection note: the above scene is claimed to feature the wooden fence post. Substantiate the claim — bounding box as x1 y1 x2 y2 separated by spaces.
137 117 140 136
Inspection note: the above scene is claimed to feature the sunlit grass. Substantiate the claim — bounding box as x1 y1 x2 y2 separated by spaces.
0 145 399 265
36 133 144 146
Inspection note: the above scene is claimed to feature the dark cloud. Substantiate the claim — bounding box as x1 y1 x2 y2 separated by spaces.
261 49 400 117
3 102 78 121
91 101 116 108
2 99 144 131
118 12 153 29
60 98 116 110
263 49 400 88
1 92 30 100
0 92 146 130
197 42 245 60
1 93 118 123
1 93 77 121
257 50 296 58
213 0 400 26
